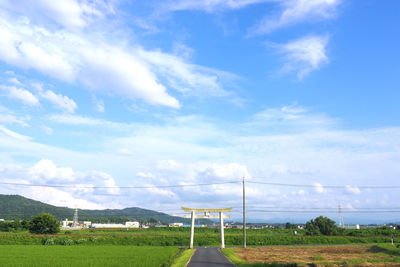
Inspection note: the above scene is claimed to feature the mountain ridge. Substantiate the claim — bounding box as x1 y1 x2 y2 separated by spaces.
0 194 211 224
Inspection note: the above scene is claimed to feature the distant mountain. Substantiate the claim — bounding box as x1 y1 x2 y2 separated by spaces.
0 194 212 224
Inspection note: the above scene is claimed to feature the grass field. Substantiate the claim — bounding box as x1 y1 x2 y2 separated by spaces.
0 227 396 246
0 245 180 267
223 244 400 267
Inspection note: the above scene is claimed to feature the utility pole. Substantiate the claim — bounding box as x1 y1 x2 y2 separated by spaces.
243 176 246 248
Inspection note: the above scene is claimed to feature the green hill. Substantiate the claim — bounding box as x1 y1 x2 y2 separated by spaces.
0 194 211 224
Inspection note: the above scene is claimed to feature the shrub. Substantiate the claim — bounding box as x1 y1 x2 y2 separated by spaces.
42 237 55 245
28 213 60 234
59 238 73 246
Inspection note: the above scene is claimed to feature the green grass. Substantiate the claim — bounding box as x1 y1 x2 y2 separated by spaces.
171 249 195 267
0 245 179 267
222 248 248 264
0 227 396 246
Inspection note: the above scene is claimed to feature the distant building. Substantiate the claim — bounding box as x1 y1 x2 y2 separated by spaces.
61 218 92 229
341 224 360 230
169 222 183 227
91 221 139 229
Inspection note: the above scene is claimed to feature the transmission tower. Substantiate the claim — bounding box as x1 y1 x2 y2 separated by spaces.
338 204 344 228
73 208 79 227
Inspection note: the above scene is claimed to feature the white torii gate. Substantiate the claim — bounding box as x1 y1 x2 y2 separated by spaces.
182 206 232 249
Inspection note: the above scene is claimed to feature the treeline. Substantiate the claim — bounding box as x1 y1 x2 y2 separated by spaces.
0 219 29 232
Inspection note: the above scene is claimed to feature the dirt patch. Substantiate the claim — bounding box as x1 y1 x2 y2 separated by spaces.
232 245 400 267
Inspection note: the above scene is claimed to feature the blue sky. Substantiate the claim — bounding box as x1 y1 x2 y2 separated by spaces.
0 0 399 223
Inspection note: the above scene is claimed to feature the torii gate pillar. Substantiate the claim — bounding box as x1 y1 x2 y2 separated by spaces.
219 212 225 248
190 210 195 249
182 207 232 249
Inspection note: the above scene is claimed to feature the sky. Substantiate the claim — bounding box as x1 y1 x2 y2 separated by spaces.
0 0 399 223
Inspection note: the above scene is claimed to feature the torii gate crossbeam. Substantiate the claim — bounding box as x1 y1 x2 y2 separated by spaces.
182 207 232 249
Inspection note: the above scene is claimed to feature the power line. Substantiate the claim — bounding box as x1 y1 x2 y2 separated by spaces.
0 181 240 189
235 206 400 210
2 178 400 189
247 180 400 189
245 210 400 213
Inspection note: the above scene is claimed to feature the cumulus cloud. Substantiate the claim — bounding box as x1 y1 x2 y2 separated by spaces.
0 85 39 106
1 108 400 219
38 89 77 113
250 0 341 35
0 159 120 209
277 35 329 79
313 183 326 194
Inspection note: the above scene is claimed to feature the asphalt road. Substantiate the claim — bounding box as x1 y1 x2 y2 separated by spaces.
187 247 236 267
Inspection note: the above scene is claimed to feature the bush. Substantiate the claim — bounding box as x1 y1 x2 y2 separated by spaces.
28 213 60 234
59 238 73 246
42 237 55 245
305 216 338 236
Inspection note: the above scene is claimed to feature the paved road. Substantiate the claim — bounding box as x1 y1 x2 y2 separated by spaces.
187 247 236 267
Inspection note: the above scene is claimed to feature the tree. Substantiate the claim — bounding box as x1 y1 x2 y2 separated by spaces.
28 213 60 234
305 216 338 235
285 222 298 229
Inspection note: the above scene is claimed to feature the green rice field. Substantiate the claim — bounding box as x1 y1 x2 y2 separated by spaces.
0 245 179 267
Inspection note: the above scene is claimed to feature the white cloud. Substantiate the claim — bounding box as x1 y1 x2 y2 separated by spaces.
92 96 104 113
278 35 329 79
47 114 133 130
138 49 235 98
29 159 76 183
253 104 337 128
0 114 29 127
136 172 156 179
39 89 77 113
313 183 326 194
116 149 134 156
1 85 39 106
0 105 30 127
200 163 250 180
0 159 120 209
250 0 341 35
1 107 400 219
0 6 237 109
345 185 361 195
163 0 271 13
0 22 76 81
0 0 107 29
8 77 22 86
0 125 31 141
41 125 53 135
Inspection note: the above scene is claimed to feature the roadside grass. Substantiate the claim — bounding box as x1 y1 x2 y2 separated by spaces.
222 244 400 267
0 245 179 267
171 249 195 267
222 248 297 267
